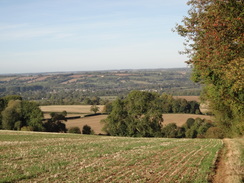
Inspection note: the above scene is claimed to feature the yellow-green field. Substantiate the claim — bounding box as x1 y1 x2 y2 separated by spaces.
0 131 223 183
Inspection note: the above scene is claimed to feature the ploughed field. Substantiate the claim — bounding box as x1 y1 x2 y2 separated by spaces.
0 131 222 183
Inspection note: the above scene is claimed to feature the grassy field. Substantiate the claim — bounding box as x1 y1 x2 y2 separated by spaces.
0 131 223 183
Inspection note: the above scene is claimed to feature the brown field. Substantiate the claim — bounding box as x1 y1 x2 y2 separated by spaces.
65 114 213 134
114 73 137 76
0 77 17 81
40 105 213 134
69 74 85 78
16 76 37 80
61 78 79 84
40 105 104 114
66 115 107 134
163 113 213 127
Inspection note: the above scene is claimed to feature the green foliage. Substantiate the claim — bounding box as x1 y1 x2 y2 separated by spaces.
161 123 178 138
0 96 44 131
161 118 214 138
102 91 163 137
43 112 67 133
82 125 94 135
102 102 113 114
184 118 214 138
205 127 224 139
68 127 81 134
175 0 244 137
160 94 201 114
1 100 22 130
184 118 195 129
21 101 44 131
90 105 99 114
2 95 22 103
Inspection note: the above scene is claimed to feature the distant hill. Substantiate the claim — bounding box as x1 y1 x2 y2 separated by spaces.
0 68 201 103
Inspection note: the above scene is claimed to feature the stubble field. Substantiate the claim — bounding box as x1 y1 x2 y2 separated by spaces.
40 105 104 114
0 131 223 183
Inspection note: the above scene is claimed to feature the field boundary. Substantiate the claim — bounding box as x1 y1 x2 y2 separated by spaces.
213 138 244 183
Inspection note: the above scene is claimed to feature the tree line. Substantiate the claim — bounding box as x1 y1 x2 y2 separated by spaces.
0 95 94 134
102 91 216 138
1 92 207 138
103 91 201 115
175 0 243 137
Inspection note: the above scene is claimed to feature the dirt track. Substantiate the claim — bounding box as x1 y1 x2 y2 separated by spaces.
213 138 244 183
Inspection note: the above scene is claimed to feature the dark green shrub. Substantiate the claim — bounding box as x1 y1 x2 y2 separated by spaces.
82 125 94 135
68 127 81 134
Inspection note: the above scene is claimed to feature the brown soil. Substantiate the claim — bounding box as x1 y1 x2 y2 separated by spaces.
213 138 244 183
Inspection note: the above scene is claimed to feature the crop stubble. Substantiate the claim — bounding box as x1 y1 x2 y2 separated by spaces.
0 131 222 183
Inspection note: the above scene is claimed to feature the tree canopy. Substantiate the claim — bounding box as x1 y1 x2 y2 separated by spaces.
102 91 163 137
0 97 43 131
175 0 244 137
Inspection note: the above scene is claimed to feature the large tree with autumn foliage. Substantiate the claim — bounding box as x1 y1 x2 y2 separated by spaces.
175 0 243 137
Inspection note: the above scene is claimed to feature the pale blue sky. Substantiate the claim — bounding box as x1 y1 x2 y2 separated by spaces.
0 0 189 74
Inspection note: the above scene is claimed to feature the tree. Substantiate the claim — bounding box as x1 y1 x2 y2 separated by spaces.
175 0 244 137
0 98 5 129
21 101 44 131
1 100 22 130
1 98 44 131
43 111 67 132
82 125 94 134
90 105 99 114
205 127 224 139
102 91 163 137
102 102 113 114
162 123 178 138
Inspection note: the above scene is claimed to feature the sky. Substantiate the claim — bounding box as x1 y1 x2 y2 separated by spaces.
0 0 189 74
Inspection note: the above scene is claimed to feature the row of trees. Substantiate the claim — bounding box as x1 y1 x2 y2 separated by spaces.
102 91 206 137
0 95 95 134
103 92 201 115
162 118 221 139
175 0 243 137
38 95 107 106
